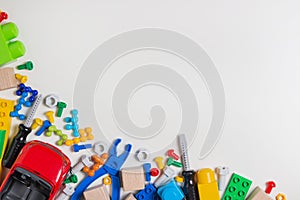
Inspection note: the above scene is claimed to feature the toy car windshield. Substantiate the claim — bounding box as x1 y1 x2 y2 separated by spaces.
0 167 52 200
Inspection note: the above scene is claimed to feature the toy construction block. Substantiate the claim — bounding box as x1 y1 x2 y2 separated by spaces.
125 194 137 200
0 22 26 66
0 98 15 176
83 185 110 200
246 186 272 200
222 173 252 200
0 67 18 91
121 166 146 191
197 168 220 200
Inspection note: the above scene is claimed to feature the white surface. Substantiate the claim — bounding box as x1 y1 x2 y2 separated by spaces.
1 0 299 199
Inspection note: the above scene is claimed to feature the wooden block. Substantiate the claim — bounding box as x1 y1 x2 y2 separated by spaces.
125 193 137 200
83 184 110 200
0 68 18 91
246 186 273 200
121 166 145 191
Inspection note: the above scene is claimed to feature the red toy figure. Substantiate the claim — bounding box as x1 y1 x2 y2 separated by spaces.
0 140 71 200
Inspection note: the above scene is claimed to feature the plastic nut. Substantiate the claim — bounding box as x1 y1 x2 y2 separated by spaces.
136 148 150 162
44 94 59 108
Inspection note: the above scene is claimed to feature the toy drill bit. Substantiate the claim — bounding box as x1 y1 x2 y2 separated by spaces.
3 94 42 168
178 134 199 200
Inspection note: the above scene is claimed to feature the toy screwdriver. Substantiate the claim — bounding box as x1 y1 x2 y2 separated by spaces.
3 94 42 168
178 134 199 200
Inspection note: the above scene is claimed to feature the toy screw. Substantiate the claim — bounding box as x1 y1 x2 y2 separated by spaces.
265 181 276 194
31 118 43 130
56 102 67 117
167 149 179 160
15 73 28 83
63 174 78 184
72 154 93 174
73 144 92 152
216 166 229 191
154 156 164 170
36 120 51 136
167 157 183 168
45 111 55 123
17 61 33 70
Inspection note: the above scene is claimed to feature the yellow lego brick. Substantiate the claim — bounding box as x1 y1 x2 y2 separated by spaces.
197 168 220 200
0 98 15 174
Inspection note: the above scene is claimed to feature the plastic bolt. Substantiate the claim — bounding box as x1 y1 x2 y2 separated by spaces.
73 144 92 152
56 102 67 117
36 120 51 136
167 157 183 168
167 149 179 160
154 156 164 170
216 166 229 191
15 73 28 83
72 155 93 174
265 181 276 194
16 61 33 70
63 174 78 184
45 111 55 123
31 118 43 130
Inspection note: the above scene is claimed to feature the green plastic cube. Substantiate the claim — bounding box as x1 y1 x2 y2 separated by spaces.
222 173 252 200
0 22 26 66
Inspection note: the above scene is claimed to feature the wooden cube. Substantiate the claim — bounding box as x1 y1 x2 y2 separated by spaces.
0 68 18 91
246 186 272 200
121 166 145 191
83 184 110 200
125 193 137 200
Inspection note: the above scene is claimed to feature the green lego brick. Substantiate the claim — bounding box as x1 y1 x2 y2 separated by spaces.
222 173 252 200
0 130 6 159
0 22 26 66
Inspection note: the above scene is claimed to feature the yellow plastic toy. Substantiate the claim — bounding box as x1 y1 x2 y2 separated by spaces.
276 193 286 200
197 168 220 200
0 98 15 174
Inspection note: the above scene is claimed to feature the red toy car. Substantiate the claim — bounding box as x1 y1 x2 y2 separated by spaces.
0 140 71 200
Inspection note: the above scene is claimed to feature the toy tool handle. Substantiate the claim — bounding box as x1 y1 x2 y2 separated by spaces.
3 124 31 168
182 170 198 200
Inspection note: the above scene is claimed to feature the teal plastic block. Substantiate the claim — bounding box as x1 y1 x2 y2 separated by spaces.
222 173 252 200
157 180 184 200
0 22 26 66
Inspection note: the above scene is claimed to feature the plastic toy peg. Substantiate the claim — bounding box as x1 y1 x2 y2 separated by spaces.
16 61 33 70
56 102 67 117
197 168 220 200
15 73 28 83
167 157 182 168
216 166 229 191
79 127 94 142
103 176 112 185
35 120 51 136
0 22 25 66
150 168 160 177
167 149 179 160
45 111 55 123
265 181 276 194
276 193 286 200
55 130 68 146
64 174 78 184
135 184 157 200
0 11 8 23
73 144 92 152
64 109 79 137
175 175 184 183
65 137 81 146
31 118 42 130
83 153 108 176
71 154 93 174
154 156 164 170
222 173 252 200
157 180 185 200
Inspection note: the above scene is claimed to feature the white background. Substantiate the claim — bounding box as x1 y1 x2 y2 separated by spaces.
1 0 299 199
